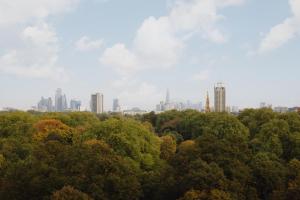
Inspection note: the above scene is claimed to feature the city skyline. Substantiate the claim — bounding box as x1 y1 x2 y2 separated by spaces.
18 85 300 113
2 84 300 112
1 0 300 110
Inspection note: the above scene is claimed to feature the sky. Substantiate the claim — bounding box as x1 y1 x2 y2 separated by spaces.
0 0 300 111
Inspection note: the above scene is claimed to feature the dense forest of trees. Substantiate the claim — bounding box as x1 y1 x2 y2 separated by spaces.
1 109 300 200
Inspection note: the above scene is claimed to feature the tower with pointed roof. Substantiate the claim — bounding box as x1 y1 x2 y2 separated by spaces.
205 91 211 113
166 89 170 104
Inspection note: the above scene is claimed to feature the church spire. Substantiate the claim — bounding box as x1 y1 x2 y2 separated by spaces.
205 91 211 113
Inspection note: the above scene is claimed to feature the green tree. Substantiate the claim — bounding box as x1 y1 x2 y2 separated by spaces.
250 153 287 200
286 159 300 199
87 118 161 170
238 108 277 138
0 140 142 200
0 112 35 137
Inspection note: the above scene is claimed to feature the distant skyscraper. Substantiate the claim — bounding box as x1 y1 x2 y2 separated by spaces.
91 93 104 114
156 101 165 112
37 97 53 112
70 99 81 111
214 83 226 112
260 102 272 109
166 89 170 104
48 98 53 112
55 88 62 111
205 92 211 113
260 102 267 108
113 98 121 112
63 94 67 110
55 88 68 112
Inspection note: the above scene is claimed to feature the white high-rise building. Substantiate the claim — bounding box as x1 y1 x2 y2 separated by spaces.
214 83 226 112
91 93 104 114
55 88 67 112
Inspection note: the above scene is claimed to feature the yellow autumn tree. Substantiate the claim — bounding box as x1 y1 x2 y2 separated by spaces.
160 135 176 161
34 119 73 143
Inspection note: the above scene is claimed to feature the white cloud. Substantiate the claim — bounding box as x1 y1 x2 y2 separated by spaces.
216 0 244 7
23 23 58 49
118 82 163 109
258 0 300 54
99 43 139 75
100 0 243 75
291 0 300 17
110 77 162 110
168 0 226 43
0 0 79 26
75 36 104 51
134 16 184 68
0 23 68 81
111 78 136 90
0 0 84 80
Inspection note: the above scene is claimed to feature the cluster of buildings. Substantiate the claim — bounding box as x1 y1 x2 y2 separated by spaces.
111 98 148 115
260 102 300 113
89 93 148 115
35 89 81 112
36 89 104 114
156 89 203 112
34 89 148 115
26 84 300 115
156 83 228 113
34 83 229 114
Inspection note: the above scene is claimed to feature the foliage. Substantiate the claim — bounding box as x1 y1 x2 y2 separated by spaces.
86 118 161 170
33 119 74 143
0 109 300 199
51 186 93 200
160 135 176 161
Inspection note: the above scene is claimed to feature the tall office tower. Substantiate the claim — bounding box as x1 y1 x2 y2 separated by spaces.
70 99 81 111
112 98 121 112
214 83 226 112
37 97 53 112
156 101 165 112
166 89 170 104
205 92 211 113
62 94 68 110
55 88 62 111
47 97 53 112
55 88 68 112
37 97 46 112
90 93 104 114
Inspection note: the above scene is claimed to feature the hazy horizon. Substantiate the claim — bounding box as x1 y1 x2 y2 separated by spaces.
1 0 300 111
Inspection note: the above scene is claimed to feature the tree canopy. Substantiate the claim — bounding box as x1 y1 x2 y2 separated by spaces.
1 109 300 199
